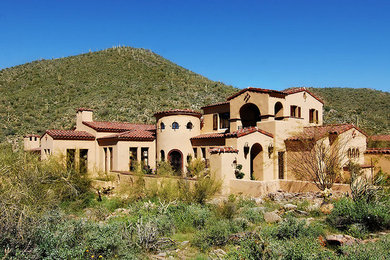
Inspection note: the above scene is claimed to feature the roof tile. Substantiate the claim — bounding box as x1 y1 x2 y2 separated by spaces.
44 130 95 140
98 130 155 141
286 124 366 141
83 121 156 132
283 87 324 104
209 146 238 154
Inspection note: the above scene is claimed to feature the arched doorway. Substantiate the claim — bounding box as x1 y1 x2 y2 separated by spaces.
168 149 183 174
250 143 263 180
274 102 284 120
240 103 261 128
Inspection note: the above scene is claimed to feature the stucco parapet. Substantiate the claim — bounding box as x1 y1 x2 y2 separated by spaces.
209 146 238 154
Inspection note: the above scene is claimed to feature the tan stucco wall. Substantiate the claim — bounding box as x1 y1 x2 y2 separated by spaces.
156 114 200 173
365 154 390 174
24 137 40 151
210 152 238 194
285 91 323 126
226 132 274 181
40 134 98 175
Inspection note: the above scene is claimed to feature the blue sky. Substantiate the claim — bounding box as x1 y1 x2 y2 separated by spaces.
0 0 389 92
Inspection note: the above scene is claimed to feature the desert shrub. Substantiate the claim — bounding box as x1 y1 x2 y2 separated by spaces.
239 206 264 224
339 234 390 260
0 146 91 256
192 220 231 251
167 203 211 232
226 233 271 260
191 174 221 204
218 195 238 220
275 217 324 240
156 160 174 176
273 236 336 260
328 197 390 231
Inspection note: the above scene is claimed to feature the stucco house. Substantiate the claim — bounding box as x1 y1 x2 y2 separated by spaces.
24 87 373 194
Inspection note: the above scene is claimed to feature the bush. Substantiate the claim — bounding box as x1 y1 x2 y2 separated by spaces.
192 220 231 251
226 233 271 260
339 234 390 259
328 197 390 231
275 217 324 240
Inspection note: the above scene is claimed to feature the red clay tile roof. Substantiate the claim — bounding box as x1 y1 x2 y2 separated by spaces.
201 101 230 109
44 130 95 140
77 107 94 112
209 146 238 154
369 135 390 142
97 130 155 141
365 148 390 154
153 109 202 119
283 87 324 104
191 132 226 140
83 121 156 132
227 127 274 138
191 127 274 140
227 87 287 101
287 124 366 141
24 134 40 138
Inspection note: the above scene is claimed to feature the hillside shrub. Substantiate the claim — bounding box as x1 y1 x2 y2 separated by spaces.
275 217 324 240
327 197 390 231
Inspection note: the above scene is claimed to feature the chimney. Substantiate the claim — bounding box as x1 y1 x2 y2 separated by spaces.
76 108 93 130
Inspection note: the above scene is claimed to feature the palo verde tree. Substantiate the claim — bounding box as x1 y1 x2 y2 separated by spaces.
286 132 350 191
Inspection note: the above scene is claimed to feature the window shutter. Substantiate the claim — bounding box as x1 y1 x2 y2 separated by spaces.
213 114 218 130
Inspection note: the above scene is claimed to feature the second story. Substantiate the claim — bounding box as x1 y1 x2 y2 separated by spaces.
200 87 324 137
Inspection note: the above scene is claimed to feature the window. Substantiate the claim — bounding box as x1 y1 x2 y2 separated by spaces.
160 150 165 161
347 148 352 158
356 149 360 158
298 107 301 118
160 122 165 130
278 152 285 179
66 149 76 170
309 109 315 123
201 148 206 159
219 113 230 129
129 147 137 171
141 147 149 166
315 110 319 124
172 122 179 129
109 147 113 171
193 148 198 158
79 149 88 174
213 114 218 130
290 105 297 117
186 122 193 129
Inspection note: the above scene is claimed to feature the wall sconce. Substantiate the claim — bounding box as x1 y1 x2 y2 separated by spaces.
268 144 274 158
244 142 250 158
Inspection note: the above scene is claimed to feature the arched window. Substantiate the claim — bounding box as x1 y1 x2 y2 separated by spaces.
356 148 360 158
186 122 193 129
351 148 356 158
172 122 179 129
274 102 284 120
160 122 165 130
347 148 351 158
240 103 261 128
160 150 165 161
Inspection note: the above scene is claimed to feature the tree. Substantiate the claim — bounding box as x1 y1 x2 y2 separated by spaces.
287 135 348 191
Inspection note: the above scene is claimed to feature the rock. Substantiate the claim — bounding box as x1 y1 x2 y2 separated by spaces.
253 197 264 204
326 234 360 246
252 206 267 213
210 249 226 259
294 209 309 215
180 241 189 247
284 203 298 210
320 203 334 214
157 252 167 257
264 211 282 223
268 191 284 202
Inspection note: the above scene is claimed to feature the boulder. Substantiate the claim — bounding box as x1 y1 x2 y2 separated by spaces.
320 203 334 214
264 211 282 223
284 203 298 210
325 234 360 246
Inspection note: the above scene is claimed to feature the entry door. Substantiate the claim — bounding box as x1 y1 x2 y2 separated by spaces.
278 152 285 179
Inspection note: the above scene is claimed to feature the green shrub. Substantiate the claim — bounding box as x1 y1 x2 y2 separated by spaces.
275 217 324 240
328 197 390 231
226 233 271 260
339 234 390 260
239 206 264 224
192 220 231 251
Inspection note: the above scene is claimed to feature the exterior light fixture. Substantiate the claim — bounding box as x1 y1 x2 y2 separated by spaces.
244 142 250 158
268 144 274 158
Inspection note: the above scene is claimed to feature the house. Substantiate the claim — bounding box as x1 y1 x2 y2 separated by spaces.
24 87 372 194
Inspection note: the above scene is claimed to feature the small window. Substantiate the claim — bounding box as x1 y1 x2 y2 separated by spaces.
160 122 165 130
290 105 297 117
298 107 301 118
160 150 165 161
213 114 218 130
193 148 198 158
219 113 230 129
29 136 33 141
309 109 315 123
347 148 351 158
172 122 179 130
201 148 206 159
186 122 193 129
141 147 149 166
356 148 360 158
